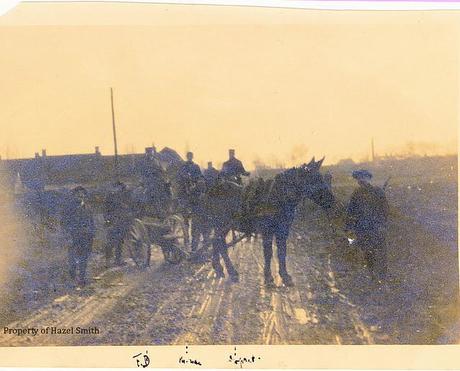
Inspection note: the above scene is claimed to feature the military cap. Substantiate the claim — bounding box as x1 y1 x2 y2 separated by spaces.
352 169 373 180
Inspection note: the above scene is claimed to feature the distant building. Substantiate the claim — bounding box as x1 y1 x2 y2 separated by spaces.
1 146 185 188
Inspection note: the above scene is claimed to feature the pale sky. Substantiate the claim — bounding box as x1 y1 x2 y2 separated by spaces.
0 4 458 168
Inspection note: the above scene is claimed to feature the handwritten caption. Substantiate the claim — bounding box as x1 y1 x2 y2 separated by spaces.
133 346 261 368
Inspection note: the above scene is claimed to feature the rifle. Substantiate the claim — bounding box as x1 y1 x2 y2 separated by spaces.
382 176 391 191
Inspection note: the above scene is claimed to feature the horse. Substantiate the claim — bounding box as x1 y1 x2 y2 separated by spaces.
202 156 335 286
202 177 244 281
251 157 335 287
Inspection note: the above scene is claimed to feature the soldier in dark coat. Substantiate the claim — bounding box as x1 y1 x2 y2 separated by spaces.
177 152 204 252
203 161 219 189
221 149 250 184
345 169 389 281
139 148 166 186
178 152 202 182
177 152 203 207
103 181 132 267
61 186 95 287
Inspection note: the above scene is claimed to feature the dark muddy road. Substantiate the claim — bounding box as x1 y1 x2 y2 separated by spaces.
1 204 456 346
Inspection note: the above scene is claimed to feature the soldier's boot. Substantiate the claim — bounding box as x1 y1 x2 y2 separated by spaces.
69 267 77 282
114 242 126 266
78 252 90 287
104 243 113 268
280 273 294 287
264 270 275 288
68 249 77 282
365 250 381 282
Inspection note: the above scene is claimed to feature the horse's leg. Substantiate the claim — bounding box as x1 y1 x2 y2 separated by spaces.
218 235 239 282
275 232 294 287
262 232 275 287
190 216 201 252
202 224 212 250
183 213 190 247
211 233 225 278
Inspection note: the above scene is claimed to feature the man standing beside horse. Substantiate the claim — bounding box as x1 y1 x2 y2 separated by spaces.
61 186 95 288
177 151 205 252
345 169 390 282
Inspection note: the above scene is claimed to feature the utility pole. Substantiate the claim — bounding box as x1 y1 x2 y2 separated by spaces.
371 137 375 163
110 87 119 178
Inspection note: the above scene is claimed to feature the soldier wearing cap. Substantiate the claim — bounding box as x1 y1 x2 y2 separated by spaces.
177 151 203 203
178 152 202 181
177 152 204 251
61 186 95 287
139 147 166 186
103 181 132 267
203 161 219 189
345 169 389 281
221 149 250 185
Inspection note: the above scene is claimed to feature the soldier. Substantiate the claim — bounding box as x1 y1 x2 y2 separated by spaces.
345 169 389 281
177 152 204 252
178 151 203 183
177 151 203 207
221 149 250 184
61 186 95 287
139 147 165 186
103 181 132 267
203 161 219 189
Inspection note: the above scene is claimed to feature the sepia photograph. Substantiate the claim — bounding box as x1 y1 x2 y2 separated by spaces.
0 0 458 355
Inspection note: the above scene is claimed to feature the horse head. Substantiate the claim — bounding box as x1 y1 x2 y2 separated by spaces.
297 156 335 210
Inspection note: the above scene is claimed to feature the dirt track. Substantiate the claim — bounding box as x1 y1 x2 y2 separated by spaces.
1 203 456 346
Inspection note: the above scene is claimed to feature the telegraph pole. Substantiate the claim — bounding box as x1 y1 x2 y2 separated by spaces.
371 137 375 163
110 87 119 177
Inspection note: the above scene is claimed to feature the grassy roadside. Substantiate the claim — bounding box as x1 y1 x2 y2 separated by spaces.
295 169 458 344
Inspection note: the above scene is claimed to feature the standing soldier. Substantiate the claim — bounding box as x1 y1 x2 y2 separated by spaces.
203 161 219 189
177 152 204 252
61 186 95 288
345 169 389 282
221 149 250 184
139 147 165 186
103 181 132 267
177 151 203 204
178 152 203 183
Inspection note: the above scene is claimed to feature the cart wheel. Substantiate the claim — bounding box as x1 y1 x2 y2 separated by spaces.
162 215 188 264
165 215 188 248
162 245 187 264
126 218 151 268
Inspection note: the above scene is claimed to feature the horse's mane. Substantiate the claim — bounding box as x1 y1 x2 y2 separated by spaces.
268 167 300 203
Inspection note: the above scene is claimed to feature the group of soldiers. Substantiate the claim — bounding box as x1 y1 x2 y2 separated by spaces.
179 149 250 188
59 149 251 287
58 148 389 287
